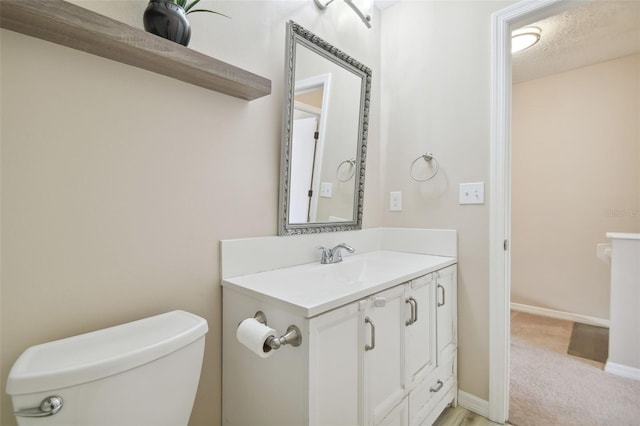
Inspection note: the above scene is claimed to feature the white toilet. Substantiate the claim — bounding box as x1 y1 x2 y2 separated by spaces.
6 310 208 426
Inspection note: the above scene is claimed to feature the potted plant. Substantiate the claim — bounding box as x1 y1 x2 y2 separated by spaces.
143 0 229 47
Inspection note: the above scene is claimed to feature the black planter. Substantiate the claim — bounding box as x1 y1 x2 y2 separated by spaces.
143 0 191 47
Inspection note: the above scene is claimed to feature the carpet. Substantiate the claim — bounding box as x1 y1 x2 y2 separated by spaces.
567 322 609 363
509 335 640 426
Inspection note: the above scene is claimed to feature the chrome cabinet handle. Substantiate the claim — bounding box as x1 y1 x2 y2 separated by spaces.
405 297 418 326
412 297 418 323
15 396 63 417
437 284 445 307
365 316 376 351
430 380 444 393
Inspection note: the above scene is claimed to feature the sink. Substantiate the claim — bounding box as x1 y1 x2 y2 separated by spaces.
309 257 370 284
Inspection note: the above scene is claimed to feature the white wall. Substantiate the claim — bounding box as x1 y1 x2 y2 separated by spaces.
380 0 515 401
511 54 640 320
0 2 381 425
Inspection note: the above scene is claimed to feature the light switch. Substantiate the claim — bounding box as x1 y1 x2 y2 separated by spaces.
459 182 484 204
320 182 332 198
390 191 402 211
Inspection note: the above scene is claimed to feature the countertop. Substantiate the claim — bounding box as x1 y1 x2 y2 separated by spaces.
222 250 456 318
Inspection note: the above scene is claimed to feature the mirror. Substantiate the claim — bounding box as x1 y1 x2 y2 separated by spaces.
278 21 372 235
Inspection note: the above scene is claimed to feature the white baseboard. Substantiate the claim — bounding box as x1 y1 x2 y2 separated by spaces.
510 302 609 328
457 390 489 418
605 361 640 381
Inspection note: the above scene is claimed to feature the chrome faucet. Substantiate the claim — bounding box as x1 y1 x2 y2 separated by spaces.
317 243 355 264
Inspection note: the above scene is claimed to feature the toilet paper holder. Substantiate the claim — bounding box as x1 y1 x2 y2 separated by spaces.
254 311 302 350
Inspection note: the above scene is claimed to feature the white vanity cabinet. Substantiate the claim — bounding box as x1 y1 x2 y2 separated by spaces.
408 265 458 426
222 252 457 426
367 265 457 426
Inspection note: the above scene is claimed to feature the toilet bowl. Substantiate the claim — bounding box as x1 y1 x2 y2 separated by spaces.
6 310 208 426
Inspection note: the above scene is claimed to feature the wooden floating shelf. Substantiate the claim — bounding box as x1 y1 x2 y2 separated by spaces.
0 0 271 101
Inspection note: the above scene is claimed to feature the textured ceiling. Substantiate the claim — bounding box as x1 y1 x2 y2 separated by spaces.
512 0 640 83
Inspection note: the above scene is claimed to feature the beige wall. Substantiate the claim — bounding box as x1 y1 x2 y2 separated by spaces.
511 54 640 320
0 2 381 425
380 0 515 400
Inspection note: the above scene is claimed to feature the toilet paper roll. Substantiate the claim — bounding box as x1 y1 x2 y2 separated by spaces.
236 317 277 358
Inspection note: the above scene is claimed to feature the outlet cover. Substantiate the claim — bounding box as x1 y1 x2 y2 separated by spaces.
390 191 402 211
459 182 484 204
320 182 332 198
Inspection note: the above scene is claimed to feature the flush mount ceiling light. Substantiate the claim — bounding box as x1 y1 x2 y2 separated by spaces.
511 27 541 53
314 0 372 28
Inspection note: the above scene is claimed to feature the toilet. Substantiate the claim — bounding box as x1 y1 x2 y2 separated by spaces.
6 310 208 426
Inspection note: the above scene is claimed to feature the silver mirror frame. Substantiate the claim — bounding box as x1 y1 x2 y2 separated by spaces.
278 21 372 235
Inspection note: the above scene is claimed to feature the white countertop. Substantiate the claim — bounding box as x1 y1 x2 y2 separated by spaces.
222 250 456 318
607 232 640 240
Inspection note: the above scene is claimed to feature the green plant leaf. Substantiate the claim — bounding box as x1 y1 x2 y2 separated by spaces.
186 9 231 18
183 0 199 12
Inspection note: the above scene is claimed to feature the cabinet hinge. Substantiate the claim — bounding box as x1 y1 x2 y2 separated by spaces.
504 240 508 251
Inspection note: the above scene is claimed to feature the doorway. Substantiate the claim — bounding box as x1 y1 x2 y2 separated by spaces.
490 0 640 421
289 74 331 223
488 0 584 422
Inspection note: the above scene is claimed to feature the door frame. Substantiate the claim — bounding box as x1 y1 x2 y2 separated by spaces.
293 73 331 222
488 0 579 422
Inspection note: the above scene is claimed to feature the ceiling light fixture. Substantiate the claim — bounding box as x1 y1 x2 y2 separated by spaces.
314 0 372 28
511 27 541 53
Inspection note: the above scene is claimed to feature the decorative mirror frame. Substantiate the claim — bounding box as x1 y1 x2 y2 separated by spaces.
278 21 372 235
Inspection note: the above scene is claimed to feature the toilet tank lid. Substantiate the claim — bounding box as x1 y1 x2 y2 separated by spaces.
6 310 208 395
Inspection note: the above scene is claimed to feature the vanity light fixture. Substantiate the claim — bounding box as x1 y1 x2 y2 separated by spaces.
313 0 372 28
511 26 541 53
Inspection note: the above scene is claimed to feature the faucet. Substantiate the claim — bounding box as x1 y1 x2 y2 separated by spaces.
317 243 355 264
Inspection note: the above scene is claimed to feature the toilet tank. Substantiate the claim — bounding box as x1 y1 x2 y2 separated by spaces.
6 310 208 426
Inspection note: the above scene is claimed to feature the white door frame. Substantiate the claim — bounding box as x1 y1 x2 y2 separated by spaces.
294 73 332 222
488 0 580 422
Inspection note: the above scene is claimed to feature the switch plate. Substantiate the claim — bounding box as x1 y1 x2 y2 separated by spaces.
459 182 484 204
390 191 402 211
320 182 332 198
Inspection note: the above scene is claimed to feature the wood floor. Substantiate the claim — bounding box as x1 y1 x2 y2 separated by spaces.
433 406 509 426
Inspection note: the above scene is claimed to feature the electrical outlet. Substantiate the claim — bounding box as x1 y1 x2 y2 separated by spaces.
390 191 402 211
320 182 332 198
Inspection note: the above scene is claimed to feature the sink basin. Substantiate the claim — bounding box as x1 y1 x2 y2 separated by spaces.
222 250 456 318
308 257 377 284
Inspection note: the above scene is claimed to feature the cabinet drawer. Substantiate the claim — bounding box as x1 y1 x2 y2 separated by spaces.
410 273 435 289
408 355 456 426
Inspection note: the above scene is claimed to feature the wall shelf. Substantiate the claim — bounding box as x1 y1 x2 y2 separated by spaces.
0 0 271 101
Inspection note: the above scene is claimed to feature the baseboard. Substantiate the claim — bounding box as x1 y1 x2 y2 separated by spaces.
457 390 489 418
510 302 610 328
605 361 640 381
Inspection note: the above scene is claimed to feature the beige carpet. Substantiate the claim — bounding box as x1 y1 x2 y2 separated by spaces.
509 312 640 426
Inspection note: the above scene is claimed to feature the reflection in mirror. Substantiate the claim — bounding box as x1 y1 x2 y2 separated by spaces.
278 21 371 235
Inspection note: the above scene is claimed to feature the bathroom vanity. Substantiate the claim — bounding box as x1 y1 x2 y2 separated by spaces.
222 249 457 426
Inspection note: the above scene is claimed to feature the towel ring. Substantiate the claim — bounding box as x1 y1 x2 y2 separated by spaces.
336 159 356 182
410 153 439 182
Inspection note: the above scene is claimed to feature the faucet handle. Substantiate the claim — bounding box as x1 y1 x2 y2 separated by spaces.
316 246 331 264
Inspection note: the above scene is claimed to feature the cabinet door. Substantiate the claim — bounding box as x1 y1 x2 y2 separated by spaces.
404 273 437 389
363 285 406 426
436 265 457 363
377 398 409 426
309 302 361 426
